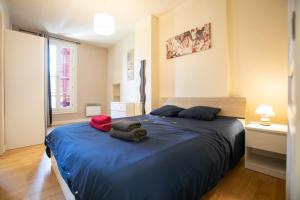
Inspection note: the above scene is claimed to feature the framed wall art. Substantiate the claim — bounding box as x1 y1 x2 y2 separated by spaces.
127 49 134 80
166 23 211 59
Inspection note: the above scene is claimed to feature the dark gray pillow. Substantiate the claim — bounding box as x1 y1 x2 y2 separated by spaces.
178 106 221 121
150 105 185 117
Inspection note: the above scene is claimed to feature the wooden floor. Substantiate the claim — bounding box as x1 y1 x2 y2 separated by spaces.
0 145 64 200
0 145 285 200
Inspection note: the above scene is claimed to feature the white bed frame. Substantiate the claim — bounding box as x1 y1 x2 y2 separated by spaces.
51 97 246 200
51 156 75 200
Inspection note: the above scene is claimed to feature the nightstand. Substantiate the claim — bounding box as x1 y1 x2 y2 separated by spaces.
245 122 287 179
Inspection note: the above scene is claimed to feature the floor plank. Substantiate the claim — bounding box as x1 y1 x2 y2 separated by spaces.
0 145 285 200
0 145 65 200
202 159 286 200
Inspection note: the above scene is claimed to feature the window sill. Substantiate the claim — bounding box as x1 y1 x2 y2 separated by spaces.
52 109 77 115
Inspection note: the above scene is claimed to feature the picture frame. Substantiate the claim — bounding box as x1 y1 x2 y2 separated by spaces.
127 49 134 80
166 23 211 59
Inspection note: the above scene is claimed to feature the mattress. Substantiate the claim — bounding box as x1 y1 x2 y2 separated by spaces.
45 114 245 200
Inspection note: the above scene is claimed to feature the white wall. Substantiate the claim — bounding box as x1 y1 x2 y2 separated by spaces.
109 0 288 126
228 0 288 124
120 33 138 103
107 32 135 112
108 0 229 112
133 16 154 113
158 0 229 98
107 15 158 113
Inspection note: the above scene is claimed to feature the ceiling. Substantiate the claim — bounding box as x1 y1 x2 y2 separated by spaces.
6 0 186 47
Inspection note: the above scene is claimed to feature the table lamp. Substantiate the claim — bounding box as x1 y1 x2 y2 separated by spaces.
255 105 275 126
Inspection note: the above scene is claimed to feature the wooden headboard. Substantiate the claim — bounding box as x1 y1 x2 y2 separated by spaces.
159 97 246 119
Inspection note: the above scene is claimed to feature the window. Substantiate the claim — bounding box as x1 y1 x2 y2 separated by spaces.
49 39 77 114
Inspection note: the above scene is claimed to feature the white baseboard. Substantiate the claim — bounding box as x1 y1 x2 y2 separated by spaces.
51 118 90 126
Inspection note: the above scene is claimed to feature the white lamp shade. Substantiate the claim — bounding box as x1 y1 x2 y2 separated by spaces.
255 105 275 116
94 13 115 36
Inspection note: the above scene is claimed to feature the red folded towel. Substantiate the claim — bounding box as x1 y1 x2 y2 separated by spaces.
91 115 112 125
89 121 112 132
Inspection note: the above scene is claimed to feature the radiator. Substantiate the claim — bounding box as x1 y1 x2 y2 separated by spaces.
86 104 101 117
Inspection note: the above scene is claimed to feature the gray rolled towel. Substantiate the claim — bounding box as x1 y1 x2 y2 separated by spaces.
112 120 141 132
110 128 147 142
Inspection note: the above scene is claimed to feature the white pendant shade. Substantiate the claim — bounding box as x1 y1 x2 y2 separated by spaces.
94 13 115 36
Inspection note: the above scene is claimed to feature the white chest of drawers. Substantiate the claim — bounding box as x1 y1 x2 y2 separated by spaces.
110 102 136 118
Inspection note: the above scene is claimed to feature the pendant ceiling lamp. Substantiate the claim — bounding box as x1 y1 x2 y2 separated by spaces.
94 0 115 36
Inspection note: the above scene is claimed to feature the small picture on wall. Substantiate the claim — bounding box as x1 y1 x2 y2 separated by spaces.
166 23 211 59
127 49 134 80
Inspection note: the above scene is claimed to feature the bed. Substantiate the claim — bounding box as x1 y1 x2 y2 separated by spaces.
46 97 246 200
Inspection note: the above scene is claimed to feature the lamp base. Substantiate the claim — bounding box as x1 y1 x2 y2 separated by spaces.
260 121 271 126
260 116 271 126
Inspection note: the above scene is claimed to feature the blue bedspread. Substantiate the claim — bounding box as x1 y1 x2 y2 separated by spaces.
45 115 244 200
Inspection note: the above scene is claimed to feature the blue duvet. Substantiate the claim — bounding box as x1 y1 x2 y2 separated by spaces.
45 115 244 200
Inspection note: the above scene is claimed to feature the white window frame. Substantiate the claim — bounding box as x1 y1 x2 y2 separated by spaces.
49 39 77 115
